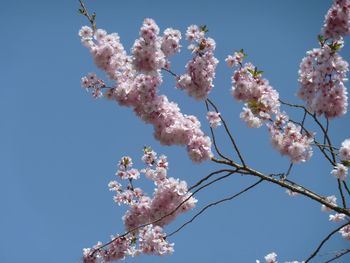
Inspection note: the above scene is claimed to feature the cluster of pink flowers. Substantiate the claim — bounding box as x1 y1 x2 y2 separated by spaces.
339 138 350 161
80 20 213 163
227 58 314 163
256 252 303 263
225 49 245 68
339 224 350 239
83 149 196 262
331 163 348 180
132 18 166 73
329 213 346 222
81 73 106 98
322 0 350 39
298 42 349 119
230 62 280 128
176 25 219 100
206 111 221 128
268 114 314 163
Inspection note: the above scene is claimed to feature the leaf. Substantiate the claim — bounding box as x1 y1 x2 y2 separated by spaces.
78 8 86 15
199 25 209 33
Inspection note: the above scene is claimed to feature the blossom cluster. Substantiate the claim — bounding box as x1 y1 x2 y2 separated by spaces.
330 138 350 180
79 19 213 163
256 252 304 263
268 114 314 163
206 111 222 128
176 25 219 100
322 0 350 39
81 72 106 98
83 149 196 262
228 59 313 163
230 62 280 128
298 42 349 119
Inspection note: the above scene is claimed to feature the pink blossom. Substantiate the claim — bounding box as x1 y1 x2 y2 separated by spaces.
161 28 181 57
339 138 350 161
176 25 218 100
132 18 165 73
80 21 213 163
231 63 280 127
322 0 350 39
264 252 278 263
298 44 348 119
139 225 174 255
331 163 348 180
339 224 350 239
329 213 346 222
79 26 93 39
206 111 222 128
225 50 245 67
268 122 313 163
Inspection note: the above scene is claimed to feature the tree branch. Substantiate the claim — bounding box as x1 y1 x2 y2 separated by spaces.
304 221 350 262
167 178 264 237
206 98 246 167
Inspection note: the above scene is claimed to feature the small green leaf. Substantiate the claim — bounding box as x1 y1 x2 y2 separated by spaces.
199 25 209 33
341 160 350 167
318 34 324 43
78 8 86 15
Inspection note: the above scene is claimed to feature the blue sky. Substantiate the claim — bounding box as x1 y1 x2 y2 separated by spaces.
1 0 350 262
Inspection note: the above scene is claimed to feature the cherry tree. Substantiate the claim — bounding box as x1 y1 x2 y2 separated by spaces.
78 0 350 262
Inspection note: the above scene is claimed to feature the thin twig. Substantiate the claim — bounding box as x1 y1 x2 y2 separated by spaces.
205 100 232 162
90 169 237 256
188 169 237 191
343 181 350 197
324 249 350 263
78 0 96 31
338 179 347 208
167 178 264 237
206 98 246 167
304 221 350 262
161 67 178 77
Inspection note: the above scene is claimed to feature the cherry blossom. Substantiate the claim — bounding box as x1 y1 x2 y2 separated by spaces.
298 42 349 119
339 138 350 161
206 111 222 128
331 163 348 180
83 149 196 262
329 213 346 222
339 224 350 239
322 0 350 39
176 25 218 100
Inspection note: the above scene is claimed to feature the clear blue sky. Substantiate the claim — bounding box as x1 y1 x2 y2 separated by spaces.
1 0 350 262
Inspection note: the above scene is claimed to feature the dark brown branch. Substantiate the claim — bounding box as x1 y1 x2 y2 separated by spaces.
305 221 350 262
167 178 264 237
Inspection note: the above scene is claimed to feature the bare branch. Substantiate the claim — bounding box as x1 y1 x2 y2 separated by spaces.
304 221 350 262
205 100 232 162
206 98 246 167
167 178 264 237
78 0 97 31
324 249 350 263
